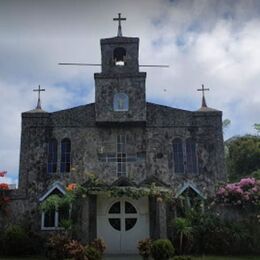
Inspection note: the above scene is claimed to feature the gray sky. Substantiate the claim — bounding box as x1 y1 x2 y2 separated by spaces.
1 0 260 184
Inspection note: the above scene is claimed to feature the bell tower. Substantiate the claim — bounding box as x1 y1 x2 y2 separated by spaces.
95 14 146 124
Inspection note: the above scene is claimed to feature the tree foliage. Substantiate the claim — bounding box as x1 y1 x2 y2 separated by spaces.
226 135 260 181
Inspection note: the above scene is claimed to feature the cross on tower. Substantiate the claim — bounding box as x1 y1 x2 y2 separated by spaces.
197 84 210 108
113 13 126 37
33 85 45 109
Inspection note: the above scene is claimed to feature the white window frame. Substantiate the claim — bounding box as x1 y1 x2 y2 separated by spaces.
39 182 70 231
41 204 72 231
41 208 63 231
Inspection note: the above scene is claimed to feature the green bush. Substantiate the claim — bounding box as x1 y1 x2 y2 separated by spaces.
85 245 102 260
46 232 70 260
2 225 31 256
182 210 260 255
90 238 106 255
65 240 85 260
138 238 152 258
172 256 192 260
151 239 175 260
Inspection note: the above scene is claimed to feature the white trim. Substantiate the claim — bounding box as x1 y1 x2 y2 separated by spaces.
175 182 206 199
41 204 72 230
39 182 68 231
41 210 64 231
39 182 66 202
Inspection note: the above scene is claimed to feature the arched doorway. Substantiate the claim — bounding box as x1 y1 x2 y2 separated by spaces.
97 196 149 254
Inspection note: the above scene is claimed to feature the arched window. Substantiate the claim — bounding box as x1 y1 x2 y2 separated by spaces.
60 138 71 173
113 47 126 66
113 93 129 111
47 139 58 173
173 138 184 173
186 138 198 174
40 186 70 230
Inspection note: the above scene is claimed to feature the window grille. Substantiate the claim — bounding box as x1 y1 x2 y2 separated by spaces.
47 139 58 173
173 138 184 173
186 138 198 174
60 138 71 173
113 93 129 111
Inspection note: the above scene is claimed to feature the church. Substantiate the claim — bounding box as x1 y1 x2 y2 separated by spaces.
9 14 225 254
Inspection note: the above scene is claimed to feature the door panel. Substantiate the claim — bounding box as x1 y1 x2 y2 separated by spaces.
97 196 149 254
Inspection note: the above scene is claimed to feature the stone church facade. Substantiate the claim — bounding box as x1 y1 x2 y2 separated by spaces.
5 17 225 254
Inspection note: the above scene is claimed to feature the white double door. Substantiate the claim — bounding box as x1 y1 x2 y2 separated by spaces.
97 196 149 254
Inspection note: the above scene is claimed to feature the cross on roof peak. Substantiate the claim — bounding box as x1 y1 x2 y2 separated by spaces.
113 13 126 37
197 84 210 108
33 85 45 109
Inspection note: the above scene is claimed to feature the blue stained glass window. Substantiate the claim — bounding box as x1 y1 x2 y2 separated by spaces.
186 138 198 174
173 138 184 173
113 93 129 111
60 138 71 173
47 139 57 173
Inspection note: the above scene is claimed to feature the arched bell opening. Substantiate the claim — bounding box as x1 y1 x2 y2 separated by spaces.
113 47 126 66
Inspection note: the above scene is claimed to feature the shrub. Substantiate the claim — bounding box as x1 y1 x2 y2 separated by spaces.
184 210 260 255
216 177 260 207
2 225 30 256
172 256 192 260
66 240 86 260
46 232 70 260
151 239 175 260
90 238 106 255
138 238 152 258
85 245 101 260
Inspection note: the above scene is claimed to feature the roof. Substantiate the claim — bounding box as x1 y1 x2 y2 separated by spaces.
25 108 48 113
39 181 66 202
197 106 220 112
175 181 206 199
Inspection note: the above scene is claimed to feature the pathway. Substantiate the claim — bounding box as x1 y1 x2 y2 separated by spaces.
104 255 142 260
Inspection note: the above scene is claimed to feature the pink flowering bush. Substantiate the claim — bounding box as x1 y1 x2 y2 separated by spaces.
216 177 260 207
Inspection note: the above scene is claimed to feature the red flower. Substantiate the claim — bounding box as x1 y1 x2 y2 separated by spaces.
0 183 9 190
67 183 77 191
0 171 7 177
3 196 10 203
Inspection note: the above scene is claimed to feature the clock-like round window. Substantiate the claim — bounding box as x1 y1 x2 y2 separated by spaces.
108 200 137 231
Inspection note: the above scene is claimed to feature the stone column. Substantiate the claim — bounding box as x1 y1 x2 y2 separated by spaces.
80 197 89 244
88 194 97 242
156 198 167 238
149 196 167 239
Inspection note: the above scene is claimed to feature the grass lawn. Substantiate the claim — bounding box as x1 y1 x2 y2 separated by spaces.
0 256 259 260
191 256 260 260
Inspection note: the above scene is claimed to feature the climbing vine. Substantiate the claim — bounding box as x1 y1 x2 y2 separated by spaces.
40 174 176 212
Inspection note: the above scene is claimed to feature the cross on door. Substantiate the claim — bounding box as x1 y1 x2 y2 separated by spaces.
108 199 138 232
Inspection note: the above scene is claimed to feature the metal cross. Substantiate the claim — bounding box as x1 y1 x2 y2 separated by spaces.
33 85 45 109
197 84 210 107
113 13 126 37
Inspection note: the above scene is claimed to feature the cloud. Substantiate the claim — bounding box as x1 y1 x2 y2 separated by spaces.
0 0 260 184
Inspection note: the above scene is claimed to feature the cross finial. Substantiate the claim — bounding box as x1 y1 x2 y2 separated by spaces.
113 13 126 37
197 84 210 108
33 85 45 109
